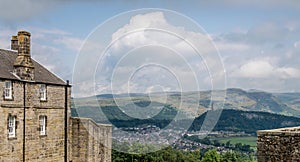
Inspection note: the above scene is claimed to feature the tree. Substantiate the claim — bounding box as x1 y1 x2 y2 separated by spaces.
221 151 241 162
202 149 220 162
225 141 231 148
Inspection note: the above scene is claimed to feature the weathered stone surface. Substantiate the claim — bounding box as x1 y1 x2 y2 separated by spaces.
257 126 300 162
0 80 68 162
70 117 112 162
0 79 112 162
0 30 111 162
11 35 18 51
14 31 35 81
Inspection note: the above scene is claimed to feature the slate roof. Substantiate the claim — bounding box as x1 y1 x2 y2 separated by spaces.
0 49 65 85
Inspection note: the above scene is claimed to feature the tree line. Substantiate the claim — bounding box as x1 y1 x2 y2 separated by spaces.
112 142 256 162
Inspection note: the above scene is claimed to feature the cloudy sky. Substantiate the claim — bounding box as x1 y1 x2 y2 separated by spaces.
1 0 300 95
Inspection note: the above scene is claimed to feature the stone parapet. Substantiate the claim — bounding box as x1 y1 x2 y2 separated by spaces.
257 126 300 162
69 117 112 162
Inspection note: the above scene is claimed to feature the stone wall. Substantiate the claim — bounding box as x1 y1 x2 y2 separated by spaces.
257 126 300 162
69 117 112 162
0 81 24 161
0 79 70 162
0 79 111 162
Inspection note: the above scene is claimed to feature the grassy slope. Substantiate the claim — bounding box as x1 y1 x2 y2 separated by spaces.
218 136 257 148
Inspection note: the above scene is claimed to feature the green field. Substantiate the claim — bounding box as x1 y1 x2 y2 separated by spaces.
218 136 257 148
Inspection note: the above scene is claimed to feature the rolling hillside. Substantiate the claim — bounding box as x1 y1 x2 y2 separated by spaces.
73 88 300 117
222 88 299 116
72 87 300 134
189 109 300 134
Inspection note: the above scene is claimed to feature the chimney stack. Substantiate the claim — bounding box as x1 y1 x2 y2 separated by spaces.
13 31 35 81
11 35 18 50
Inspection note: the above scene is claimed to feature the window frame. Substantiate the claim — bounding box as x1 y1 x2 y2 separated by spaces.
8 115 16 138
39 115 47 136
4 81 12 100
40 84 47 101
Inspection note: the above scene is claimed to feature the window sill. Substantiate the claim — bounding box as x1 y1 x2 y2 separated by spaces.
4 97 13 101
8 137 17 140
39 134 47 137
40 99 47 102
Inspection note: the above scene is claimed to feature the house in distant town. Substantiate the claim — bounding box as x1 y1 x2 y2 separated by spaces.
0 30 111 162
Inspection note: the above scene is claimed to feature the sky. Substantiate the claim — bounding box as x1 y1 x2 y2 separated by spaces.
1 0 300 95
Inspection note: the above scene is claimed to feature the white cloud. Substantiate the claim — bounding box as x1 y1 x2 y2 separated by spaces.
277 67 300 79
73 80 97 98
111 12 215 56
54 37 83 52
214 19 300 92
91 11 223 94
31 42 62 75
233 60 300 79
29 27 70 40
236 60 274 78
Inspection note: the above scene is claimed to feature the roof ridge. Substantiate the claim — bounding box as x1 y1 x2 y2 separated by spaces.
31 58 66 84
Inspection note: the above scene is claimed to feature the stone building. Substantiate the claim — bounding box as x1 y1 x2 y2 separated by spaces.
0 31 111 162
257 126 300 162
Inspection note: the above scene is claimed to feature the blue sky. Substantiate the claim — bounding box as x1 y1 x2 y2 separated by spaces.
1 0 300 95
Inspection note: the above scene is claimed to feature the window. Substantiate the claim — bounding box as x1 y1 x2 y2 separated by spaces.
39 116 47 135
8 115 16 138
40 84 46 101
4 81 12 99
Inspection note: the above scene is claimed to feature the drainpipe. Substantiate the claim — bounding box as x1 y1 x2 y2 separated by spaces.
22 81 26 162
64 80 69 162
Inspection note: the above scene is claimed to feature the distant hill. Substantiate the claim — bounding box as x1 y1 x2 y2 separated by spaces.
189 109 300 134
273 92 300 111
72 88 300 134
72 101 179 128
223 88 299 116
72 106 300 134
73 88 300 117
72 88 300 133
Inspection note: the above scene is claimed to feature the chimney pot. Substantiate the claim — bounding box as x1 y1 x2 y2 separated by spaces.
17 30 31 55
11 36 18 50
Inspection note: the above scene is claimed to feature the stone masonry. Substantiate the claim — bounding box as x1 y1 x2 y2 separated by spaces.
0 81 69 161
0 30 112 162
13 31 35 81
69 117 112 162
257 126 300 162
